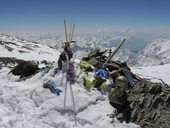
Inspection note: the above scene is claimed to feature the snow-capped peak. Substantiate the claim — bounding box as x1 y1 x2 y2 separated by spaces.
140 38 170 65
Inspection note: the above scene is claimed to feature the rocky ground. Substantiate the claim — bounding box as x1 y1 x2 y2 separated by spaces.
128 81 170 128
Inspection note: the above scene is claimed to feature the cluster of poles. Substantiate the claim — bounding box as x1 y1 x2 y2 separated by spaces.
62 20 77 126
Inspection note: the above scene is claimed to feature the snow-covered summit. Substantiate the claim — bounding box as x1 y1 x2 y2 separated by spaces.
0 34 60 62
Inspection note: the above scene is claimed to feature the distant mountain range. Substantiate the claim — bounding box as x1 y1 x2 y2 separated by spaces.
13 30 155 51
1 32 170 67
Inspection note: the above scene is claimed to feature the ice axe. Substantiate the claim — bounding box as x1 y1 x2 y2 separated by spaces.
104 38 126 64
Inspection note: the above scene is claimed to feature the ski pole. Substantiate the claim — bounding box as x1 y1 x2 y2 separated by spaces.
64 73 68 107
69 83 77 125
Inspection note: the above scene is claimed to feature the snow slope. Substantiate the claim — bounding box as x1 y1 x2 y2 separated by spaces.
0 66 139 128
131 64 170 85
0 34 60 62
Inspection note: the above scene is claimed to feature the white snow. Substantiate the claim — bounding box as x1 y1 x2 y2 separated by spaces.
0 34 60 62
0 65 140 128
131 64 170 85
138 38 170 66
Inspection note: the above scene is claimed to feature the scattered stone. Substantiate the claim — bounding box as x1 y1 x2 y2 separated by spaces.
5 45 13 52
18 50 29 53
116 113 123 120
0 41 4 45
5 41 19 46
41 60 48 65
21 46 33 51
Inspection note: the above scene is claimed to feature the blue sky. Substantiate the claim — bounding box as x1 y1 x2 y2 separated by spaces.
0 0 170 33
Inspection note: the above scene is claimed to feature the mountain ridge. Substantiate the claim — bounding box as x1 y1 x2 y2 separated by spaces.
1 33 170 67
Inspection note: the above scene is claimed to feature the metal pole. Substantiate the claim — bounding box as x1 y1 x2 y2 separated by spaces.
71 24 75 42
64 52 69 107
69 83 77 125
69 19 73 41
105 39 126 64
64 20 68 42
64 73 68 107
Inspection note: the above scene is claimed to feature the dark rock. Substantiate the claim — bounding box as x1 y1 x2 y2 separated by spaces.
21 46 33 51
149 85 156 94
139 97 145 108
131 109 138 122
18 50 29 53
116 113 123 121
155 84 162 94
149 84 162 94
160 92 165 96
10 61 39 78
5 45 13 52
151 110 161 120
5 42 19 46
166 94 170 105
150 96 161 109
87 57 99 67
0 57 25 66
82 56 90 61
88 48 100 57
137 109 143 122
0 41 4 45
132 84 169 127
41 60 48 65
147 96 154 109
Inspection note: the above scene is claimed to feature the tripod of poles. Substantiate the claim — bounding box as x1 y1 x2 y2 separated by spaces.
62 20 77 126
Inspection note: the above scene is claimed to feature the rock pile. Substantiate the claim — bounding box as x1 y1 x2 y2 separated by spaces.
128 82 170 128
81 48 170 128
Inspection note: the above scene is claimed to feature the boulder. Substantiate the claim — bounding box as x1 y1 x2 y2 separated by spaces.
10 61 39 78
